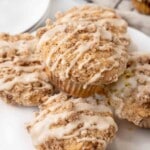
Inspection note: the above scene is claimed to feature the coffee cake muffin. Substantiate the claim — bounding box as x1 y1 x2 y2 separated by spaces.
27 92 118 150
0 33 54 106
108 52 150 128
132 0 150 15
55 4 130 47
38 22 128 97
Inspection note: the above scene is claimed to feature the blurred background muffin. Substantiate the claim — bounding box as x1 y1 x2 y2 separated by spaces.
132 0 150 15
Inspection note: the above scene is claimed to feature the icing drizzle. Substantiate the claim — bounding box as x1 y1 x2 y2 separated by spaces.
28 93 117 146
110 53 150 113
0 38 52 91
39 22 127 86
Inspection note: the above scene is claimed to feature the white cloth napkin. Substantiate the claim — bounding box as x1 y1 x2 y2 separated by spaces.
88 0 150 36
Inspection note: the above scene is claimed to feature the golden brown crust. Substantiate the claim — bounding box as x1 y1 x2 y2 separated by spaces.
0 33 54 106
108 52 150 128
45 66 105 98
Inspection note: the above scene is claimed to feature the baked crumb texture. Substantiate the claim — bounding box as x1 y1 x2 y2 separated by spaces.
0 33 54 106
27 93 118 150
55 4 130 47
38 20 128 97
109 52 150 128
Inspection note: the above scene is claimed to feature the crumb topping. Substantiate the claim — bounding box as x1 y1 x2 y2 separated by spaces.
110 52 150 107
55 4 130 46
39 22 128 87
55 4 127 32
0 34 53 105
28 93 117 146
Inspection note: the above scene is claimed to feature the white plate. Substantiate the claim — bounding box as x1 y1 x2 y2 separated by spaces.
0 0 50 34
0 27 149 150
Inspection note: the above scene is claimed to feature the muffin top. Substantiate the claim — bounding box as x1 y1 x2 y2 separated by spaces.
108 52 150 127
39 22 128 88
56 5 127 33
27 92 117 147
55 4 130 46
0 33 53 106
109 52 150 106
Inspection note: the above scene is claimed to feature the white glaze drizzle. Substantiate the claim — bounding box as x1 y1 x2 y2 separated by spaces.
65 43 92 78
83 48 123 89
40 21 126 86
0 38 52 91
78 57 92 70
47 25 86 71
110 53 150 110
57 5 127 31
58 5 116 23
0 71 51 91
98 18 127 28
37 24 66 49
0 39 38 55
29 93 117 146
45 97 112 114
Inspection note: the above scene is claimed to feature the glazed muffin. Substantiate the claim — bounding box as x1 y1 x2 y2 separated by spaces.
0 33 54 106
38 22 128 97
132 0 150 15
55 4 130 47
108 52 150 128
27 92 118 150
